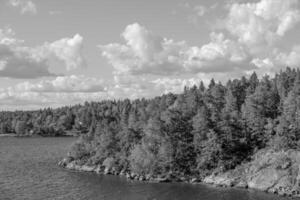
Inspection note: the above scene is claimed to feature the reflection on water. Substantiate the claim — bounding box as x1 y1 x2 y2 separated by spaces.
0 137 289 200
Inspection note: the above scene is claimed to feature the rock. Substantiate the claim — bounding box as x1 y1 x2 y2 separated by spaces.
281 160 291 170
190 178 200 183
139 175 145 181
247 168 288 191
126 173 131 179
235 180 248 188
104 167 111 175
58 157 73 167
179 177 187 182
95 165 102 174
65 161 78 170
119 169 126 176
154 175 170 183
267 174 293 196
131 172 137 179
79 165 96 172
203 174 235 187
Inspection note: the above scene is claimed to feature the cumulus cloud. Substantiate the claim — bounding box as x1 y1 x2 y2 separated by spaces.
31 34 86 71
251 45 300 75
99 23 187 76
0 29 85 79
0 75 108 110
182 32 252 73
99 23 252 77
8 0 37 15
224 0 300 50
100 0 300 80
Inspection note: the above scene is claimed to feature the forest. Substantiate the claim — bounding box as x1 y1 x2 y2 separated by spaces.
1 67 300 177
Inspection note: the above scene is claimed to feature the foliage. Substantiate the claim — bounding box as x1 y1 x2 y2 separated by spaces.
1 67 300 176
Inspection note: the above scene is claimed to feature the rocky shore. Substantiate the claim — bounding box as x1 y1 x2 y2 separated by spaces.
59 149 300 198
203 149 300 198
58 157 201 184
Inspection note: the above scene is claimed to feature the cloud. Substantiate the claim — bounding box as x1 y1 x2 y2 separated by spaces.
99 23 252 76
0 73 204 110
8 0 37 15
0 75 108 110
0 29 85 79
49 11 62 16
251 45 300 75
224 0 300 51
99 23 187 76
34 34 86 71
100 0 300 79
109 74 201 99
176 3 210 26
18 75 106 93
182 32 252 73
194 5 207 17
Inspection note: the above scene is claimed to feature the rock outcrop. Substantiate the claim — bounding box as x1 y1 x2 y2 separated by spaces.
204 149 300 198
58 149 300 198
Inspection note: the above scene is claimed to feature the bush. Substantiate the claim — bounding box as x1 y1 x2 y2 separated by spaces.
129 144 156 175
69 137 92 159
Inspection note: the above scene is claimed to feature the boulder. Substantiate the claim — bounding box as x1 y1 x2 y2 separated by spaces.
95 165 103 174
204 174 236 187
190 178 200 183
235 180 248 188
104 167 111 175
154 176 170 183
119 169 126 176
247 168 288 191
139 175 145 181
79 165 96 172
58 157 73 167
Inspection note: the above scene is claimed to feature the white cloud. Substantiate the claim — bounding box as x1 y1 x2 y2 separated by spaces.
100 0 300 81
194 5 207 17
0 29 85 79
8 0 37 15
249 45 300 76
100 23 252 76
34 34 86 71
225 0 300 50
276 46 300 67
99 23 187 76
19 75 106 93
0 75 108 110
182 32 251 73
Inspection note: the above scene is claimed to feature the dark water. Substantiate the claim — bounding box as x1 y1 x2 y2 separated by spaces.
0 137 291 200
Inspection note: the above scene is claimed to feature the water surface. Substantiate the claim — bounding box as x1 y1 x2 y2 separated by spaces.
0 137 290 200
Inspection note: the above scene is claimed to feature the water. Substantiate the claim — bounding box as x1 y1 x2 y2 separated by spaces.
0 137 290 200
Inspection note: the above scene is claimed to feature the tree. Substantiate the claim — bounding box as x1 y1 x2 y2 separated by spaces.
15 120 27 135
162 109 195 174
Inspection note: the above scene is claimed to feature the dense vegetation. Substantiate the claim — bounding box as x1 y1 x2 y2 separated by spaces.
1 67 300 177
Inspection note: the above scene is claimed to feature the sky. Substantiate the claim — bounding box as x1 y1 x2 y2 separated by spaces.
0 0 300 110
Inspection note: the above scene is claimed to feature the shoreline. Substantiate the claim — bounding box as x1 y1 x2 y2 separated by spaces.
58 157 300 198
0 134 77 138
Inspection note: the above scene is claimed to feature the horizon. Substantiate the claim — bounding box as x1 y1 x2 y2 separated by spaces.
0 67 296 112
1 0 300 110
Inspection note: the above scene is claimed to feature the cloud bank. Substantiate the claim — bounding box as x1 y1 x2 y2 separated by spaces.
8 0 37 15
0 29 85 79
2 0 300 110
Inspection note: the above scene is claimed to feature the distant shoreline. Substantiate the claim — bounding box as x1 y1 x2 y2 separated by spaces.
0 134 17 137
0 134 77 137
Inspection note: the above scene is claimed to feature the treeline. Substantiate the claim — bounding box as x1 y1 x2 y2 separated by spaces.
2 67 300 177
